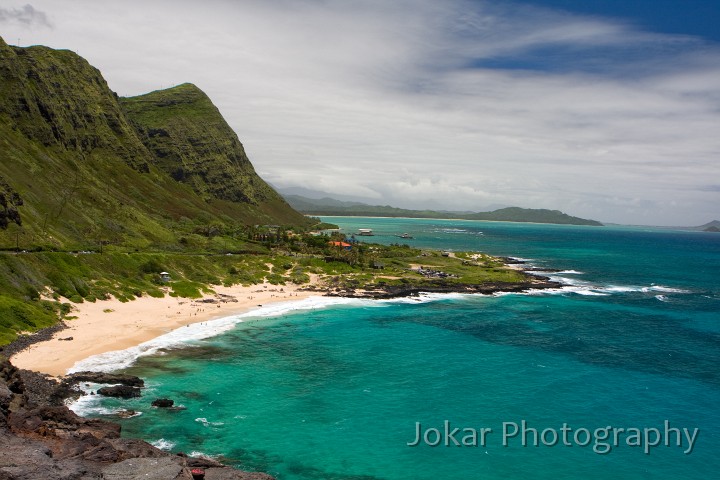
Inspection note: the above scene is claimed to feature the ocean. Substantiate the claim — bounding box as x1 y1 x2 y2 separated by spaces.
73 217 720 479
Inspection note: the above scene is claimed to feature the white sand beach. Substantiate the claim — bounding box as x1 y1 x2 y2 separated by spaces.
11 281 320 377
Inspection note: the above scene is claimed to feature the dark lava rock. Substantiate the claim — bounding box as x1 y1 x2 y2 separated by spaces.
499 256 526 264
151 398 174 408
67 372 144 388
7 405 122 440
1 357 276 479
523 267 562 272
0 321 68 358
97 386 141 399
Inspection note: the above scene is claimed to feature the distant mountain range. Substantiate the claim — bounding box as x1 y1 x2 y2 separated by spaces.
282 194 604 226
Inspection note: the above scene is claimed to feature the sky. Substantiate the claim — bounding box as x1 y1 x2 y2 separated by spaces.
1 0 719 225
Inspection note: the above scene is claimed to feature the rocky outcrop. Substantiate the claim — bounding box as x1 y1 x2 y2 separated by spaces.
0 322 69 358
0 358 275 479
66 371 145 388
96 385 142 399
151 399 174 408
327 278 562 299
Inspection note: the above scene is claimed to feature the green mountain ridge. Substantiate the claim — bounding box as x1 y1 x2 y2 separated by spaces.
122 83 284 207
284 194 603 226
0 36 309 252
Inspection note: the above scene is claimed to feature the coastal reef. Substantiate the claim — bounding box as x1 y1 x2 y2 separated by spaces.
0 358 274 479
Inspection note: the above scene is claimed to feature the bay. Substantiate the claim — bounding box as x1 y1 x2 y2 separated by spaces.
78 217 720 479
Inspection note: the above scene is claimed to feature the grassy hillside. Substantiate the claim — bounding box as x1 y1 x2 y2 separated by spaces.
0 250 268 345
0 35 321 343
122 84 304 224
0 36 311 253
0 231 538 345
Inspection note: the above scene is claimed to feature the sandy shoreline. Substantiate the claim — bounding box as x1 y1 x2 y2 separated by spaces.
9 257 552 377
11 281 320 377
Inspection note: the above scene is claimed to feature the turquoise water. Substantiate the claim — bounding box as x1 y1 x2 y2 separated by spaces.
78 218 720 479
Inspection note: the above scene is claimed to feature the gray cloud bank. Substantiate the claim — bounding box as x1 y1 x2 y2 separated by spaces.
0 4 51 28
2 0 718 225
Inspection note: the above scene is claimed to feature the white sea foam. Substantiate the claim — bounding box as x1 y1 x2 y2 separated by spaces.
570 288 609 296
66 276 693 375
555 282 690 297
151 439 176 451
378 291 470 304
67 296 365 374
601 285 640 293
67 383 107 416
189 451 220 459
69 291 490 374
645 285 691 293
547 275 590 286
67 391 143 418
493 266 694 300
599 285 690 294
529 270 692 297
195 417 224 427
68 395 113 416
548 285 609 296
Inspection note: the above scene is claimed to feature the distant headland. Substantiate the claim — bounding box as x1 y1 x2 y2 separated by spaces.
281 194 604 226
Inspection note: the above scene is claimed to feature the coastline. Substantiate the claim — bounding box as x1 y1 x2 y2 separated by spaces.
2 258 559 479
9 261 560 377
10 281 319 377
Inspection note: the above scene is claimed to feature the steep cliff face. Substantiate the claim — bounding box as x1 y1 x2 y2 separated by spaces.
0 37 151 172
123 84 282 205
0 36 309 250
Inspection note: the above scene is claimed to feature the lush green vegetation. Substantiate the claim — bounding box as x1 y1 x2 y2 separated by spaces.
0 229 530 344
0 295 59 345
0 36 311 256
0 36 532 346
121 83 298 214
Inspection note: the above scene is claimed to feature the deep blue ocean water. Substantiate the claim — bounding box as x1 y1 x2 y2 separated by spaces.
75 218 720 479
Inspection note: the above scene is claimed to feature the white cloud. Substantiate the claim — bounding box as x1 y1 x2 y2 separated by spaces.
1 0 718 225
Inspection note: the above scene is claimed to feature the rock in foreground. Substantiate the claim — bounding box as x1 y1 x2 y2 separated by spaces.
0 358 274 479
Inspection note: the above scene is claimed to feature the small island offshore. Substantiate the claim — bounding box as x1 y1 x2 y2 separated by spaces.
0 37 561 478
